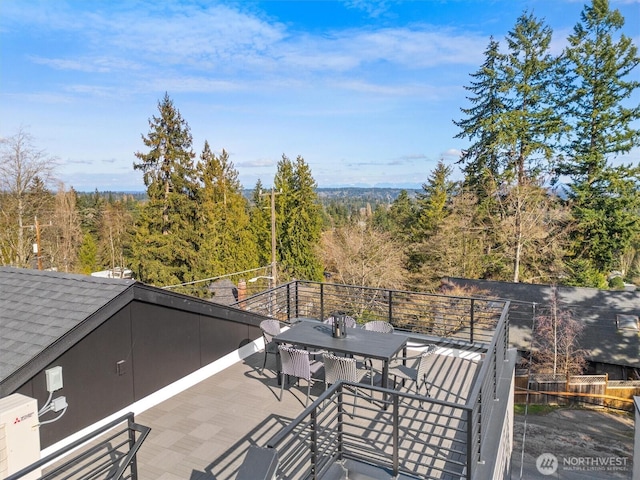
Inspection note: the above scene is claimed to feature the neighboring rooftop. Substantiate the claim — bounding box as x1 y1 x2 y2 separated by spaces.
446 277 640 370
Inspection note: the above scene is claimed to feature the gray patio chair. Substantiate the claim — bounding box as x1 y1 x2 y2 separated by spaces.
260 319 284 373
322 353 372 413
360 320 394 380
361 320 394 333
388 344 438 403
278 345 322 406
323 315 357 328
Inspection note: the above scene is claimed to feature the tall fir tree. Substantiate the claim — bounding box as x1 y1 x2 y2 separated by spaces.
415 160 456 238
500 11 563 184
130 93 200 286
558 0 640 279
384 190 417 244
409 161 457 273
274 154 324 281
197 142 258 279
250 179 273 270
454 37 508 196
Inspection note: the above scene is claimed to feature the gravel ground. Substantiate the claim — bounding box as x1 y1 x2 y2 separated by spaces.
510 407 634 479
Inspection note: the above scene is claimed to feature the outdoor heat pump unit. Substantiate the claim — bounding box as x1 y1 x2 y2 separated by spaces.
0 394 41 480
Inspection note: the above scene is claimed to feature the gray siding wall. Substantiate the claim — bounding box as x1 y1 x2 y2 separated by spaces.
17 300 259 448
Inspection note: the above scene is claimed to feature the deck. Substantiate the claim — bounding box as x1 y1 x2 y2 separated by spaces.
133 346 480 480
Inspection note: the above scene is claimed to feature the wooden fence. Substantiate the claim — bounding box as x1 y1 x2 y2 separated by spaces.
515 374 640 411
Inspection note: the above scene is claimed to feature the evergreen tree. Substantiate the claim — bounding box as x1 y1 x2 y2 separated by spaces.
197 142 258 279
558 0 640 276
384 190 417 244
417 190 488 283
130 93 200 286
274 154 324 281
415 160 456 238
454 37 507 196
250 179 273 270
78 232 98 274
500 11 563 184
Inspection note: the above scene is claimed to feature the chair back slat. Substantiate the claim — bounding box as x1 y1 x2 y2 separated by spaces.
279 346 312 380
362 320 394 333
324 316 357 328
417 345 438 382
323 353 357 385
260 319 282 343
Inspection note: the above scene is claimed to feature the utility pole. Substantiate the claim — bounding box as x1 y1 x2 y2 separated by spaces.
35 216 43 270
23 215 52 270
259 187 280 289
269 187 277 289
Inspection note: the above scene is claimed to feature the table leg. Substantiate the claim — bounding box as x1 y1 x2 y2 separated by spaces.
381 360 389 390
275 347 282 386
382 359 390 410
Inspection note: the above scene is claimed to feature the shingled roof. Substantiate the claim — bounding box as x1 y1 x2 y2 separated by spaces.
445 277 640 370
0 267 136 394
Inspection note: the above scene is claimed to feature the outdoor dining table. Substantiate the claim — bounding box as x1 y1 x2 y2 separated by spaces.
273 320 407 392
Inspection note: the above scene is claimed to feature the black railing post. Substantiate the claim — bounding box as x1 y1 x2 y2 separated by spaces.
338 385 344 459
127 415 139 480
469 298 475 344
320 283 325 320
311 408 318 480
286 283 291 321
392 393 399 476
388 289 393 324
504 309 509 361
493 344 498 400
466 408 473 480
477 390 482 461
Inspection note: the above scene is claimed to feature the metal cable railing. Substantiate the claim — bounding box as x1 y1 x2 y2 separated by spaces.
235 280 506 344
241 288 513 480
266 382 472 479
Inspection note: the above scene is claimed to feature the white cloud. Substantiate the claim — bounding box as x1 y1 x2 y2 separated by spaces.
441 148 462 160
12 2 488 97
237 158 276 168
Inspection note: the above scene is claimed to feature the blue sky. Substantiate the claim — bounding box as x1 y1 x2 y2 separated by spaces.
1 0 639 192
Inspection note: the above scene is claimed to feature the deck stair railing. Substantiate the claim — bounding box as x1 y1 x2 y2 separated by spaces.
266 382 473 479
6 413 150 480
234 280 506 345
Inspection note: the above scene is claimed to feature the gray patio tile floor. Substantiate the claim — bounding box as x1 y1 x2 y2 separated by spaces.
134 348 479 480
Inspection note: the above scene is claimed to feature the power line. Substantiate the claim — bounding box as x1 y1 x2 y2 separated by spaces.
161 265 272 289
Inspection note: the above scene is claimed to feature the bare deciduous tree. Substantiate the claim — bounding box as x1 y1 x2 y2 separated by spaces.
46 184 82 272
0 127 57 267
98 199 133 271
531 286 588 377
489 178 571 283
321 221 406 290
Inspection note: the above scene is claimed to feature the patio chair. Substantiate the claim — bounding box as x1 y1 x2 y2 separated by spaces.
361 320 394 333
278 345 322 406
260 319 284 373
323 315 357 328
360 320 394 381
323 353 372 413
388 344 438 404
